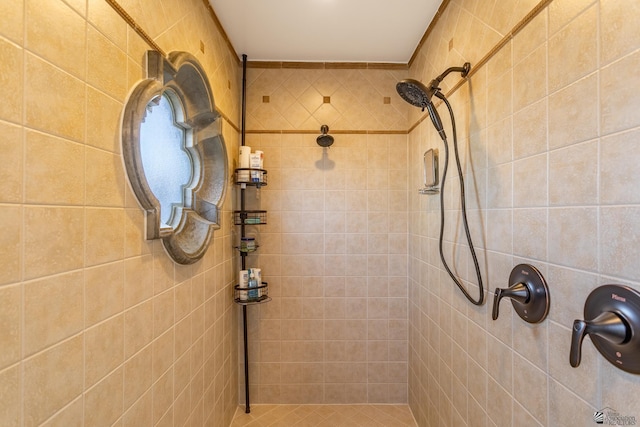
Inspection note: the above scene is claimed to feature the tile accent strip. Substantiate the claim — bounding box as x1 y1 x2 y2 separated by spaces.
247 61 408 70
105 0 241 133
408 0 555 133
246 130 408 135
107 0 556 135
201 0 241 64
408 0 451 67
104 0 165 56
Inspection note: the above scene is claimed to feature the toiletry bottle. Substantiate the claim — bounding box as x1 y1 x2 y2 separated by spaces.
249 153 261 182
248 271 258 300
238 270 249 301
238 146 251 181
252 268 262 298
240 237 255 252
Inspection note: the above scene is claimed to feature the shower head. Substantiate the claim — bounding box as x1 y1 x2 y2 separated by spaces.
316 125 334 147
396 79 437 110
396 62 471 141
396 62 471 110
396 78 446 140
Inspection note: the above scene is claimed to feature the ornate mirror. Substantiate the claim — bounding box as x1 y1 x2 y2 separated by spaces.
121 51 228 264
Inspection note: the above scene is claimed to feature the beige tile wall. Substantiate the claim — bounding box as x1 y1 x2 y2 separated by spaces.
4 0 640 424
408 0 640 426
246 67 408 132
240 128 411 404
0 0 241 426
240 50 414 405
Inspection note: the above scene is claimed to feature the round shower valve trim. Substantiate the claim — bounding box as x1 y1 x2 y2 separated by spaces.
570 284 640 374
492 264 550 324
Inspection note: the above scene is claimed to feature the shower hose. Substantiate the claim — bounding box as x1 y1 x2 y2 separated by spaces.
437 95 484 306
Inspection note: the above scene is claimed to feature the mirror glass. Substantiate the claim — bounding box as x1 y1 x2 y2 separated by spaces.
139 92 193 228
423 148 439 188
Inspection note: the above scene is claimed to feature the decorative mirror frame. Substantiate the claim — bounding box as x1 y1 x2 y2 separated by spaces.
121 50 228 264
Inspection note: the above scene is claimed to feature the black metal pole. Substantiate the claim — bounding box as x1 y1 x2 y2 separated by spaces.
242 304 250 413
240 53 251 414
241 54 247 148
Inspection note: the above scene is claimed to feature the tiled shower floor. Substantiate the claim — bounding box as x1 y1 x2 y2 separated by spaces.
230 404 418 427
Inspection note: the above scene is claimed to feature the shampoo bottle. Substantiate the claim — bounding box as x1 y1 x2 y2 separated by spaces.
248 271 258 300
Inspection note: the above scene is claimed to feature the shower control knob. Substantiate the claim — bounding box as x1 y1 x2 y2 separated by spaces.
570 285 640 374
570 312 627 367
492 264 550 324
492 282 529 320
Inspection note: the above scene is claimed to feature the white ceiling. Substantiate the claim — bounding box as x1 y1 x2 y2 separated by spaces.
208 0 442 63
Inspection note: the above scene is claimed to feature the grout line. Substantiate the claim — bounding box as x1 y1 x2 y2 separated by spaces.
82 6 90 420
19 1 27 423
594 0 604 411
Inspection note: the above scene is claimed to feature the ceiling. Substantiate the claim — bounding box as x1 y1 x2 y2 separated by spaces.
208 0 442 63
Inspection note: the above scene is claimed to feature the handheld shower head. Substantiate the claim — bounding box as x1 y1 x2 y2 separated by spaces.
396 78 447 140
395 79 436 110
398 61 484 307
425 102 446 140
396 62 471 141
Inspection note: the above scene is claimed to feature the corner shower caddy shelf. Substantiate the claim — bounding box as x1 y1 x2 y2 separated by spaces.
233 210 267 225
233 163 270 414
233 282 271 305
234 244 260 253
234 168 268 187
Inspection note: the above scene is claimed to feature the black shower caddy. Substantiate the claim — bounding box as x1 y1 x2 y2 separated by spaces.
233 168 270 304
233 54 270 414
233 166 271 414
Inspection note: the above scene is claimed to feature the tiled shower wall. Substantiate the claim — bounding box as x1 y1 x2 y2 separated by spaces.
0 0 241 425
245 66 408 132
408 0 640 426
239 65 413 403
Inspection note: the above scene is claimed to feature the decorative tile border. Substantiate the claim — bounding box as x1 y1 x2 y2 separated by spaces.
106 0 554 75
105 0 241 133
408 0 555 133
246 129 408 135
106 0 557 135
200 0 240 65
104 0 165 56
247 61 408 70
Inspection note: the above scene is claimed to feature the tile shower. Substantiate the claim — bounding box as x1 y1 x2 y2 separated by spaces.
1 0 640 427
